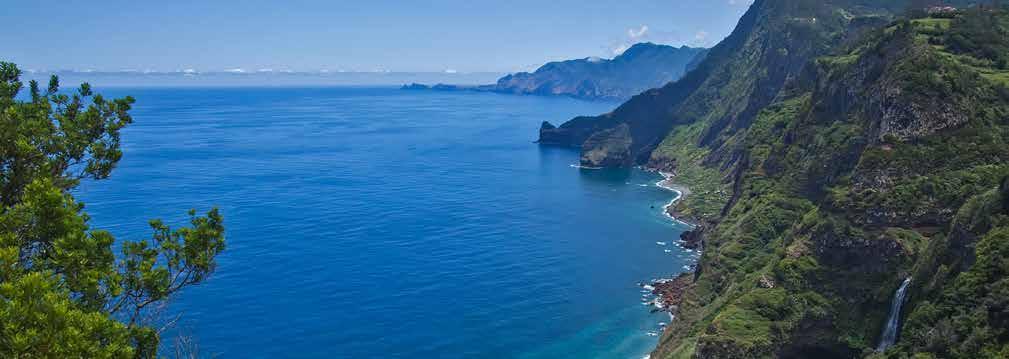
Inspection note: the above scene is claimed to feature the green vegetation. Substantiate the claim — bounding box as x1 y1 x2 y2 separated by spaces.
652 123 732 220
944 8 1009 69
912 8 1009 86
883 179 1009 358
651 6 1009 359
0 62 225 357
646 0 863 221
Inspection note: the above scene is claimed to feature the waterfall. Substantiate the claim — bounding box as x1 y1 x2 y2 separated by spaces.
876 277 912 352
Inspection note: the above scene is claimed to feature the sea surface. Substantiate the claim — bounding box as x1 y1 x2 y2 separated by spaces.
74 87 696 358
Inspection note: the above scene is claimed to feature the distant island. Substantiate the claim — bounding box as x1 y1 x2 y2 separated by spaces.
403 43 707 101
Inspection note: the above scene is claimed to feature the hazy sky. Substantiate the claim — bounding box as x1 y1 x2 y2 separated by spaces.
5 0 752 73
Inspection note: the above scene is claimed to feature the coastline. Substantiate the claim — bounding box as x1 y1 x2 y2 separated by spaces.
636 170 701 354
654 172 696 228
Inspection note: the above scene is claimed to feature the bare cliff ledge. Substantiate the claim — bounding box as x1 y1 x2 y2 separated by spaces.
403 43 707 101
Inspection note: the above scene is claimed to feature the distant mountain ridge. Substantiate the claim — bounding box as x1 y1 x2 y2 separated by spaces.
402 43 707 101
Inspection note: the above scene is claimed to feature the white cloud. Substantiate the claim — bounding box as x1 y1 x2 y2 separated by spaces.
628 25 649 41
611 44 631 56
612 25 651 55
608 5 740 56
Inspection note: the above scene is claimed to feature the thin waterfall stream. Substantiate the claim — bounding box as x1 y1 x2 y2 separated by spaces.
877 277 912 352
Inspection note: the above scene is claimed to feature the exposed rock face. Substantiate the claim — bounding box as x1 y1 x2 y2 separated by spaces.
846 166 956 228
810 31 972 144
537 117 605 147
650 273 693 312
406 43 706 102
875 88 968 141
806 218 911 274
645 154 680 177
579 124 633 167
678 230 703 250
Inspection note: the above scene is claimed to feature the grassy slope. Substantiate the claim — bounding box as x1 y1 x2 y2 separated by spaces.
648 0 871 220
654 9 1009 359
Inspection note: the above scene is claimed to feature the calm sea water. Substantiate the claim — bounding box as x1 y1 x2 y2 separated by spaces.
74 87 695 358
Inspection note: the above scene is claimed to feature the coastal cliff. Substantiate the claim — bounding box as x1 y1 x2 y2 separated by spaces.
540 0 1009 358
650 4 1009 358
538 0 908 171
404 43 706 101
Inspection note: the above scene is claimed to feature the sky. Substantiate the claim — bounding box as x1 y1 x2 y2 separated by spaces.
4 0 752 73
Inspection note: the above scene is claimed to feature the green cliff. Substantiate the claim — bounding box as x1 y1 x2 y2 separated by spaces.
540 0 925 217
647 5 1009 359
542 0 1009 357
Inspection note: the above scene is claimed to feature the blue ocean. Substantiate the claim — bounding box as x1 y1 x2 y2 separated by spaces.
73 87 695 358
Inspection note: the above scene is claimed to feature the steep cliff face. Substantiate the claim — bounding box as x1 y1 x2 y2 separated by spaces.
649 8 1009 359
542 0 986 169
534 2 1005 357
540 0 903 169
537 116 608 147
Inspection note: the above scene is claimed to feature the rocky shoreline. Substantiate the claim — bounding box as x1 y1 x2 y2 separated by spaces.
654 171 699 227
636 170 702 325
639 273 694 316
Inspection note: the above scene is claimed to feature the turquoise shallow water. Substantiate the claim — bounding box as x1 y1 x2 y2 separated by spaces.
74 87 695 358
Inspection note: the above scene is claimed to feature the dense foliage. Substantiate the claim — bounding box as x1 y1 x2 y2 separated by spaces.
647 4 1009 359
0 62 225 358
943 7 1009 69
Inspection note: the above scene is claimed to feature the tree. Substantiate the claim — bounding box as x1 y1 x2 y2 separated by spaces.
0 63 135 207
0 62 226 358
